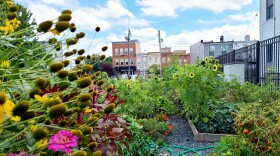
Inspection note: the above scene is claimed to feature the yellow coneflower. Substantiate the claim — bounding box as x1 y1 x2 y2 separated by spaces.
212 64 218 71
189 72 195 78
149 68 154 73
204 57 208 63
172 73 179 79
1 60 10 69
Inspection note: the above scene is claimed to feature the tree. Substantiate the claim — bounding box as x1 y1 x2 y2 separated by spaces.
148 64 160 75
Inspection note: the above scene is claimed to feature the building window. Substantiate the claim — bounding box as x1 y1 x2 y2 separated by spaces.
120 59 124 65
125 48 128 55
115 59 119 65
209 46 215 56
130 58 133 65
267 0 273 20
137 58 141 65
155 58 158 63
125 59 128 65
266 44 273 63
167 57 171 63
115 49 119 55
143 58 146 63
221 45 226 55
179 59 182 65
184 59 187 64
120 48 123 55
162 57 166 63
129 48 133 54
149 58 152 63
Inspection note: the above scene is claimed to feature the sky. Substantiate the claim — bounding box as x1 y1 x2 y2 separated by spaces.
14 0 260 56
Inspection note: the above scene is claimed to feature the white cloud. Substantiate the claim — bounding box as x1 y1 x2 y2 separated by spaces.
28 3 61 23
136 0 253 17
227 11 258 22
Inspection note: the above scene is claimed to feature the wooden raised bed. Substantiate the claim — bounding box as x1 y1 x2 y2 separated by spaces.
188 120 235 142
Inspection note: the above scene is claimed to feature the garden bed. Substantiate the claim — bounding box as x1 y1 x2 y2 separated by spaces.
188 120 235 142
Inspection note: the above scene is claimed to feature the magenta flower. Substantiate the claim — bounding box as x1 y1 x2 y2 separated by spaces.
8 151 33 156
48 130 78 154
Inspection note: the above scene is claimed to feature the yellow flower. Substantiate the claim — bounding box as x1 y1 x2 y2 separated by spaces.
49 29 61 36
35 138 48 150
0 97 18 124
172 73 179 79
1 60 10 69
204 57 208 63
34 94 48 102
149 68 154 73
212 64 218 71
189 72 194 78
84 106 92 113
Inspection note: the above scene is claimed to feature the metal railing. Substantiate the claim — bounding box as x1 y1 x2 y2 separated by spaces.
216 35 280 86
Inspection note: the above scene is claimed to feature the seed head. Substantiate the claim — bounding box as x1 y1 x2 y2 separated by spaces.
57 70 69 78
44 98 62 107
79 93 91 102
82 126 92 135
68 72 78 81
72 130 83 138
75 59 81 65
48 38 57 44
49 104 68 119
84 64 93 72
87 117 98 125
99 55 106 61
70 26 76 32
62 10 72 15
12 100 30 116
39 20 53 33
7 12 16 20
55 21 70 32
101 46 108 52
10 6 19 12
32 127 49 140
64 51 74 57
62 60 70 67
97 80 104 86
92 113 102 118
79 100 91 108
93 150 102 156
58 14 72 21
0 92 7 105
49 62 64 73
20 111 36 121
70 150 87 156
29 88 41 99
78 77 92 88
78 49 85 55
88 142 98 150
72 49 77 54
104 103 115 114
94 71 101 76
35 78 47 89
76 32 85 38
106 86 113 92
58 120 68 127
95 27 100 32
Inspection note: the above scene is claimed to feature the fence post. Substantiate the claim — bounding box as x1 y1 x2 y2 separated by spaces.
256 41 260 84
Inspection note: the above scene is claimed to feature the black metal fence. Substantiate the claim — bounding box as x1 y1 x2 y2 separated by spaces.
216 35 280 86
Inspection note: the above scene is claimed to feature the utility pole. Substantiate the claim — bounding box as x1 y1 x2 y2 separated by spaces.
158 30 163 77
125 29 131 79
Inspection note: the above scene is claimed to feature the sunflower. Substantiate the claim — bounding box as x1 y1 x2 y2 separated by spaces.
212 64 218 71
204 57 209 63
172 73 179 79
0 92 20 124
189 72 194 78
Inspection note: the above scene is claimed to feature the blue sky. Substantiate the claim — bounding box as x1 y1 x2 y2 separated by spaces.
15 0 260 56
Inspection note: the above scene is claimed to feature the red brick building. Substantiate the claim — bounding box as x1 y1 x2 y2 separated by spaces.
161 50 190 68
112 40 141 75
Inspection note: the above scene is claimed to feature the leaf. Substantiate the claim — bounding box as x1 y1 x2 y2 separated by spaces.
202 117 209 123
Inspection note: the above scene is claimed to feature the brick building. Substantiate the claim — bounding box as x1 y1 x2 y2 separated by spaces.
161 50 190 68
112 40 141 75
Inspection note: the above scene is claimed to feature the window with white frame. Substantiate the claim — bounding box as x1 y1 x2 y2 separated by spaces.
125 48 128 55
115 48 119 55
125 59 128 65
149 58 152 63
209 46 215 56
267 0 273 20
137 58 141 65
130 58 133 64
129 48 133 54
120 59 124 65
115 59 119 65
120 48 124 55
184 59 187 64
155 58 158 63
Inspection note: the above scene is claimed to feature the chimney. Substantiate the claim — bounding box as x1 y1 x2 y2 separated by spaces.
220 35 224 42
200 40 203 43
245 35 250 42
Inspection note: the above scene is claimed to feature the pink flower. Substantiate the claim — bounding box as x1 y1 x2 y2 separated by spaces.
48 130 78 154
8 151 32 156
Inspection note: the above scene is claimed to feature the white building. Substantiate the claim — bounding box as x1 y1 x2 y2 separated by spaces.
136 53 148 76
190 35 257 64
260 0 280 41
